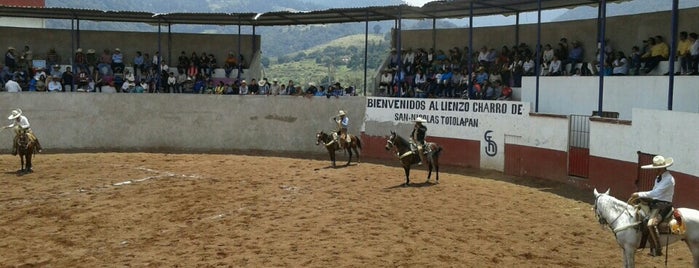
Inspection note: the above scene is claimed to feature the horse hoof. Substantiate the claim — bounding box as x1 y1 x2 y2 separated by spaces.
403 183 409 187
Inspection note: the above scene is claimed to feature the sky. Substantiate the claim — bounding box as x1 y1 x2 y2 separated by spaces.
404 0 431 7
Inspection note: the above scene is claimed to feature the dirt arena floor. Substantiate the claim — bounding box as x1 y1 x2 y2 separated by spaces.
0 152 694 267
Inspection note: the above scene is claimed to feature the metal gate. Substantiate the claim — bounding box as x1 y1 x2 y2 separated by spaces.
568 115 590 178
636 151 657 191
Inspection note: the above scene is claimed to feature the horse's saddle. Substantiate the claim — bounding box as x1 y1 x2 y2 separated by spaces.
409 141 431 155
637 204 685 249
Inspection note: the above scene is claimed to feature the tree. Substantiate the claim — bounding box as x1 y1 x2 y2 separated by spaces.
261 56 270 68
373 24 381 34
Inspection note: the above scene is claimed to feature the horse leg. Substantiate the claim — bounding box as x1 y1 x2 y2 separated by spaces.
403 166 410 186
345 148 352 166
622 246 635 268
26 153 32 173
426 160 432 183
354 147 360 163
434 158 439 183
330 150 336 167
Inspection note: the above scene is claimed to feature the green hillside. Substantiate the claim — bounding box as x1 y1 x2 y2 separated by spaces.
264 34 390 94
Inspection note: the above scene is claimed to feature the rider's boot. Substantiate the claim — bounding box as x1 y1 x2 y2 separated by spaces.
648 225 663 257
417 147 424 165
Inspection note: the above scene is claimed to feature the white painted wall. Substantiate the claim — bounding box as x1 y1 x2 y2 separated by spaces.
590 108 699 176
521 76 699 119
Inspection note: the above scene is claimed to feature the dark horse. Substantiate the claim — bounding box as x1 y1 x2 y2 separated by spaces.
385 130 443 186
17 132 37 174
316 130 362 167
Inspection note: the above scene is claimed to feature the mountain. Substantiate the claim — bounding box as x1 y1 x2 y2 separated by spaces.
43 0 422 57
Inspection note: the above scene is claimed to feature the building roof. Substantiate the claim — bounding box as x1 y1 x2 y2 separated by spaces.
0 1 624 27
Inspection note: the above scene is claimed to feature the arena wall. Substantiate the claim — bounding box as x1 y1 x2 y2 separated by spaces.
0 93 365 153
520 76 699 120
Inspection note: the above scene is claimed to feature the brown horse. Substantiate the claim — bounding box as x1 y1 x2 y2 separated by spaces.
17 132 37 173
385 130 442 186
316 130 362 167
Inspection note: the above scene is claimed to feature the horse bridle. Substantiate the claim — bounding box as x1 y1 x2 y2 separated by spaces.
594 194 640 234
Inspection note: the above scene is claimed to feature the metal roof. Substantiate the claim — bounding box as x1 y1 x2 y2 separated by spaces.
0 0 618 27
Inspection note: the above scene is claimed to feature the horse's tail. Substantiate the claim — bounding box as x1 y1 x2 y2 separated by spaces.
356 136 362 150
432 144 443 157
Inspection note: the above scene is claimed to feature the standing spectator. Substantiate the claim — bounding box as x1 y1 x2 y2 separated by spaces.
689 32 699 75
677 31 692 75
629 46 642 75
111 48 124 73
133 51 145 78
98 48 112 75
62 66 74 92
207 54 217 77
5 46 17 72
46 48 59 72
198 52 209 76
224 52 237 78
86 49 97 74
177 51 189 74
152 51 160 72
91 68 102 93
18 46 32 75
74 48 87 75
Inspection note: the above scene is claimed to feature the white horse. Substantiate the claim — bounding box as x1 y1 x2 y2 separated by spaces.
593 189 699 268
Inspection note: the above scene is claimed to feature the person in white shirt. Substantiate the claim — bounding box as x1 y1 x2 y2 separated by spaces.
689 32 699 75
628 155 675 257
3 109 42 155
5 77 21 92
548 56 562 76
47 76 62 92
612 51 629 75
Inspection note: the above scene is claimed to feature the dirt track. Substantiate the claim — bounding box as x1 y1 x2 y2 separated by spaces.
0 153 693 267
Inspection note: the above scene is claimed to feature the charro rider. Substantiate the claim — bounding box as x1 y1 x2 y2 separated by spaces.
628 155 675 257
4 109 43 155
410 117 428 165
334 110 351 148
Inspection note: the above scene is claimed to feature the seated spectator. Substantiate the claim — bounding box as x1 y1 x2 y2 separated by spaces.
548 55 563 76
269 79 280 95
248 78 259 94
5 76 22 92
167 72 177 93
677 31 692 75
314 85 327 97
238 80 248 95
305 82 318 95
74 48 88 75
62 66 74 92
522 56 535 76
641 36 669 74
629 46 642 75
214 81 225 95
86 49 97 74
77 69 90 91
498 84 513 100
132 79 145 93
48 75 62 92
121 77 135 93
258 78 269 95
36 74 47 91
612 51 629 75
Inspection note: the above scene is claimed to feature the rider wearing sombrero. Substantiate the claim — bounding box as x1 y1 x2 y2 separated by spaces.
628 155 675 257
411 117 428 165
334 110 351 148
4 109 43 155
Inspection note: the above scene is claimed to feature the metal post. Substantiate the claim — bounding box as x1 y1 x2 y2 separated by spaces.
535 0 541 112
515 12 520 47
237 17 242 81
364 12 368 96
70 18 75 92
597 0 607 116
397 7 402 97
668 0 679 110
168 23 172 67
252 25 256 80
76 18 80 49
157 21 162 93
432 18 436 51
467 2 473 95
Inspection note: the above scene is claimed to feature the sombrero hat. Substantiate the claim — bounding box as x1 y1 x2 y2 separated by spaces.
413 116 427 123
337 110 346 116
641 155 673 169
8 109 22 120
